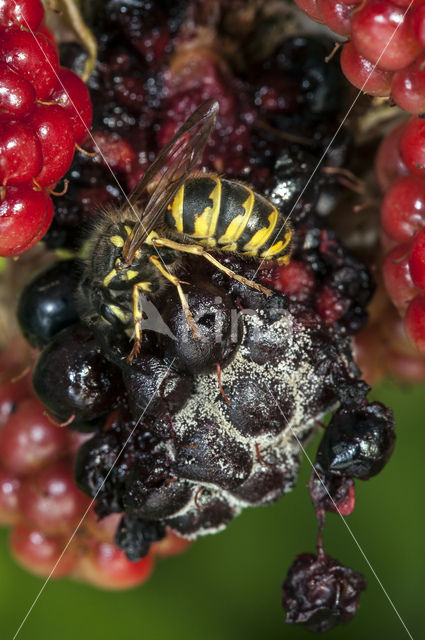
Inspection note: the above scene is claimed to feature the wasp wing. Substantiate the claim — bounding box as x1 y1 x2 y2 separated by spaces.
122 99 219 263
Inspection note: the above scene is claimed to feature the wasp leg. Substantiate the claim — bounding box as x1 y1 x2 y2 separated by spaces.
151 237 273 297
148 255 201 339
127 282 148 363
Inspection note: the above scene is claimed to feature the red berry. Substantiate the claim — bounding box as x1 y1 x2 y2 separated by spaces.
91 130 136 172
315 286 350 324
10 524 78 578
0 184 53 257
151 530 191 557
51 67 92 145
409 227 425 291
0 466 20 525
0 0 44 31
400 116 425 177
0 28 59 100
0 121 42 185
405 294 425 354
293 0 324 22
391 54 425 114
317 0 354 36
0 398 68 475
381 175 425 242
18 461 90 535
75 541 154 590
268 260 315 302
0 62 36 120
410 2 425 48
27 104 75 187
351 1 421 71
85 509 122 544
0 378 28 425
375 120 409 192
340 42 393 97
383 244 418 311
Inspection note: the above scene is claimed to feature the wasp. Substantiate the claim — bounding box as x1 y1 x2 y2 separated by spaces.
78 100 292 362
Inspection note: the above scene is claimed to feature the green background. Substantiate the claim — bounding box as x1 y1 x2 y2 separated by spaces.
0 382 423 640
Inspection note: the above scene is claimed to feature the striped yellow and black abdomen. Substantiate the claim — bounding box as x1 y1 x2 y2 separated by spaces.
164 176 292 263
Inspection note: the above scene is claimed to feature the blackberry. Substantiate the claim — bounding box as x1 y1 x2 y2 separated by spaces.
316 402 396 480
115 515 166 561
32 324 126 422
17 259 81 348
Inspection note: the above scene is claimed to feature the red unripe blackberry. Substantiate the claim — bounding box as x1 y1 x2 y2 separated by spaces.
0 378 29 425
293 0 325 23
10 524 78 578
0 0 44 31
0 28 59 100
317 0 353 36
27 104 75 187
400 117 425 177
383 244 418 311
340 42 393 97
405 294 425 354
0 466 20 525
381 175 425 243
0 184 53 257
17 461 90 535
0 398 68 475
409 227 425 291
410 2 425 48
75 541 154 590
0 62 36 120
375 121 408 192
0 121 42 185
351 1 421 71
391 54 425 114
51 67 93 145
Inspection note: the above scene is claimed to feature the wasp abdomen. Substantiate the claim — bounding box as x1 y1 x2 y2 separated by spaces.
165 176 292 262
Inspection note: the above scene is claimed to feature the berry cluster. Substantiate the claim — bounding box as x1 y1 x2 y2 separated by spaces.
0 353 189 588
0 0 92 257
294 0 425 113
1 0 398 630
374 116 425 355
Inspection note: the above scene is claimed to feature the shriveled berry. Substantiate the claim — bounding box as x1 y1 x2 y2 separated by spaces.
282 551 366 632
160 279 243 374
115 515 166 561
0 28 59 100
308 468 355 524
122 355 192 417
17 259 81 348
316 402 395 479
